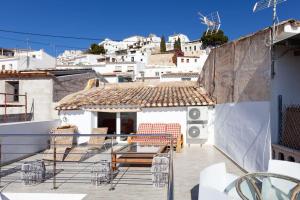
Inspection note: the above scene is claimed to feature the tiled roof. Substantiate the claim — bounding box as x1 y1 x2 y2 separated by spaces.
56 81 214 110
0 70 51 78
0 69 96 78
161 72 199 78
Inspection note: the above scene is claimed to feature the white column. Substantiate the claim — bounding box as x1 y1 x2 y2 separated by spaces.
92 112 98 129
116 112 121 142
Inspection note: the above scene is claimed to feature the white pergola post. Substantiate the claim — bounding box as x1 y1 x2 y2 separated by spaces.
116 112 121 142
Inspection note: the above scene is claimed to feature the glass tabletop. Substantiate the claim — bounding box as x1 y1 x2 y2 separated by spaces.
225 172 300 200
116 143 165 154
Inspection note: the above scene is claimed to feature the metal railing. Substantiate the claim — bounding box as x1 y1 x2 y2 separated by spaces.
0 92 28 123
0 133 174 200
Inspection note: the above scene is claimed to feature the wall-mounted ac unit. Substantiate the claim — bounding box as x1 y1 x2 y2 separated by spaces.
187 107 208 122
186 107 209 144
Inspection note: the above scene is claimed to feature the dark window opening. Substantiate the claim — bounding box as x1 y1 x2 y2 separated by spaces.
5 81 19 102
288 156 295 162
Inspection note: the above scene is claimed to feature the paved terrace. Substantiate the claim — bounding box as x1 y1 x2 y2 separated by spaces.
0 145 245 200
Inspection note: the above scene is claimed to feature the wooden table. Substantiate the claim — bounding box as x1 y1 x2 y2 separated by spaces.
111 144 167 170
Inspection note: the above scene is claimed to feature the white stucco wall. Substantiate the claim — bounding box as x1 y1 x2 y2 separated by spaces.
271 47 300 144
59 106 215 146
0 50 56 70
0 120 60 164
0 78 55 121
214 101 271 172
59 110 97 144
137 107 188 143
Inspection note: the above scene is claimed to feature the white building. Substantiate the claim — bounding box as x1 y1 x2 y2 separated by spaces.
138 50 209 81
57 50 84 65
160 72 199 82
92 62 142 83
0 69 98 123
56 81 214 145
167 34 190 51
0 49 56 71
182 40 205 57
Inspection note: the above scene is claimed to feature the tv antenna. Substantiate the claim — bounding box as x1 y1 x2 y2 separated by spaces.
198 11 221 35
253 0 287 42
253 0 287 78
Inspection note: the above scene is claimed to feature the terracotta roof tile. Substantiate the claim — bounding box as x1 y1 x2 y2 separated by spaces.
0 70 51 78
56 81 215 110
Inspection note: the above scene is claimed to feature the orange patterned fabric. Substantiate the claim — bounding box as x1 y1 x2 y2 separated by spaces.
166 123 181 139
131 123 181 145
151 123 167 134
137 123 153 134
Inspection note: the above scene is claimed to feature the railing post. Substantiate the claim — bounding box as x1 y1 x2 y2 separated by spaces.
4 93 7 123
167 134 174 200
24 93 27 121
109 135 115 191
53 135 57 190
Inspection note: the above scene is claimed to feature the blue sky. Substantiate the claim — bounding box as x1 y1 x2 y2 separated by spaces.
0 0 299 55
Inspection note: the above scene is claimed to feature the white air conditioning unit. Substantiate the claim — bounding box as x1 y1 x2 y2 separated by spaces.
186 106 209 144
187 107 208 121
187 124 208 140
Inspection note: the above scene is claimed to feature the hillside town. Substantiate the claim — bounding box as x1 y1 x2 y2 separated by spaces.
0 1 299 200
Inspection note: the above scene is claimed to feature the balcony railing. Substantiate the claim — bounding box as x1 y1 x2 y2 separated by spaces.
0 133 174 200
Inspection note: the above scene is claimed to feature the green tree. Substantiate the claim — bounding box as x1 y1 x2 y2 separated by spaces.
201 30 228 48
160 36 166 53
174 38 181 51
87 43 106 54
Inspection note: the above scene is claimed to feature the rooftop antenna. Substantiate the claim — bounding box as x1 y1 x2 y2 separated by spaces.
198 11 221 35
253 0 287 78
253 0 287 42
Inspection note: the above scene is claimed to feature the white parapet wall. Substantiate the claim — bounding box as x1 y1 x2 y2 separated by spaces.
0 120 60 164
214 101 271 172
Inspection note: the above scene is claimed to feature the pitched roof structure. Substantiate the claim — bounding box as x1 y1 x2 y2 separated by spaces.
56 81 214 111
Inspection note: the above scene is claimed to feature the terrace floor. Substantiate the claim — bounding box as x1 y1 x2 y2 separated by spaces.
0 145 245 200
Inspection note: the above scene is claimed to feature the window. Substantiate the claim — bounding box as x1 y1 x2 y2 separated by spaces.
140 59 143 62
155 72 160 77
127 66 134 71
181 58 184 63
1 65 5 70
5 81 19 102
32 55 36 58
195 59 197 62
181 78 191 81
189 47 192 51
114 66 122 72
131 57 134 62
9 64 12 69
186 59 190 63
185 47 187 51
194 46 196 51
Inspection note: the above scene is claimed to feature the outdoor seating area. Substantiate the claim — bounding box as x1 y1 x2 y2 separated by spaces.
0 139 245 200
128 123 184 152
43 126 108 162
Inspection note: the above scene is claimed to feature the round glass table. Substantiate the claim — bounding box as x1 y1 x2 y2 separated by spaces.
225 173 300 200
